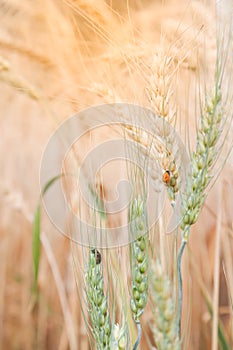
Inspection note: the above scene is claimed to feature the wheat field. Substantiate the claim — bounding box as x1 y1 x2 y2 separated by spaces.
0 1 233 349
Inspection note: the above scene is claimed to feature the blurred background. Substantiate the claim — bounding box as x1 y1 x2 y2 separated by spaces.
0 0 233 349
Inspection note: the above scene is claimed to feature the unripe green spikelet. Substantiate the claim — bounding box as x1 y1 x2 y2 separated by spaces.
129 195 149 322
86 249 111 350
152 260 180 350
180 87 223 241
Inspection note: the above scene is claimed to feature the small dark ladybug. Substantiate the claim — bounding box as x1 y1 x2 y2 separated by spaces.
91 249 102 264
162 170 171 185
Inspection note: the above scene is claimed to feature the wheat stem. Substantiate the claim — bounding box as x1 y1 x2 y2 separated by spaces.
177 240 186 338
132 321 142 350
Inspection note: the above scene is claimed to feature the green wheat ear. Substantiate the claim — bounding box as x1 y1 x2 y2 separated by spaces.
152 260 180 350
180 86 223 241
176 85 224 336
85 249 111 349
129 195 149 349
130 195 149 321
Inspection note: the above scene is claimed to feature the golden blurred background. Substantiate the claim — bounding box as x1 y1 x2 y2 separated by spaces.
0 1 233 349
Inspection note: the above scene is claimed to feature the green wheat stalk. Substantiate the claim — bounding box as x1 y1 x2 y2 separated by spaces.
177 17 233 336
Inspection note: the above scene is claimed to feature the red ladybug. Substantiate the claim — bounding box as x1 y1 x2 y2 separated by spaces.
162 170 170 185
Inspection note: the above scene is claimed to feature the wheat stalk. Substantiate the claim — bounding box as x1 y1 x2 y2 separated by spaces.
176 82 224 339
176 22 233 333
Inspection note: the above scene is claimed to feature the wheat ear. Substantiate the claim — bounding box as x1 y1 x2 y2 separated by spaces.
180 86 223 241
85 249 111 349
129 195 149 349
152 259 180 350
177 83 223 335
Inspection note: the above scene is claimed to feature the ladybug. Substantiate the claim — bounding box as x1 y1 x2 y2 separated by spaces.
162 170 170 185
91 249 101 264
